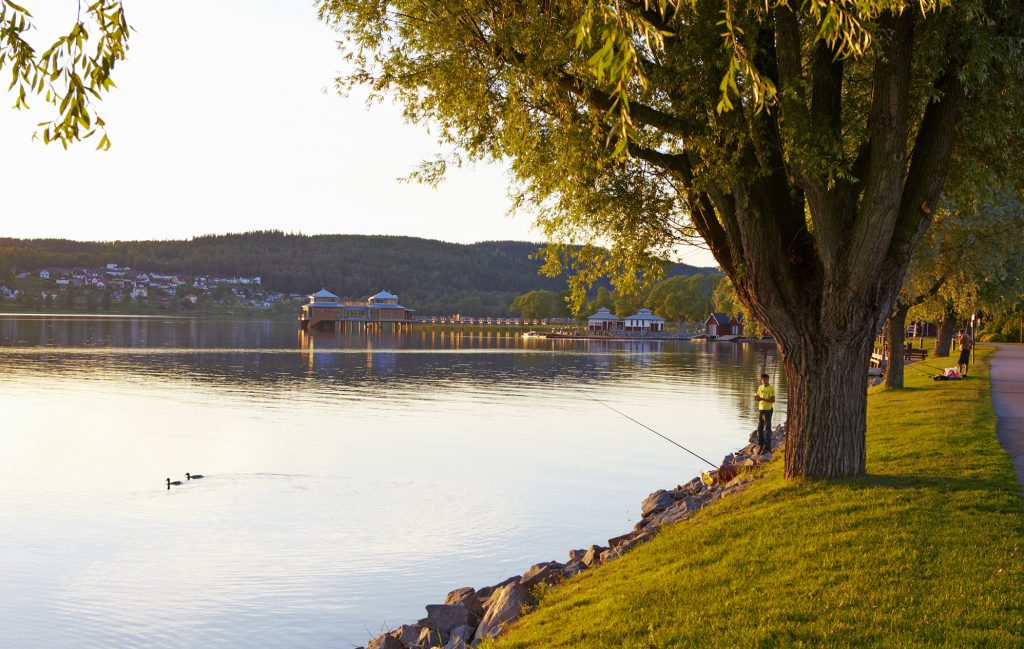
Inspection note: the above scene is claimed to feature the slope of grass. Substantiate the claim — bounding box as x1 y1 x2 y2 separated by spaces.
492 346 1024 648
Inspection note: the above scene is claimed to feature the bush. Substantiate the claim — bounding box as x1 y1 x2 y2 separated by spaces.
1000 319 1022 342
980 332 1004 342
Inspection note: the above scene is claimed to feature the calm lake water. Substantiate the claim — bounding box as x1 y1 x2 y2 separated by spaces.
0 315 786 648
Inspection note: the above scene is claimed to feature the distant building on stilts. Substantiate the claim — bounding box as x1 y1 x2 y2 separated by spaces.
299 289 416 332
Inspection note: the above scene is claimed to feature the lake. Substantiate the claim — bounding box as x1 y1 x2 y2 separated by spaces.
0 315 786 648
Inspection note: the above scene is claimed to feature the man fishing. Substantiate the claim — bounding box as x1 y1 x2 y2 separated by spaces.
754 373 775 455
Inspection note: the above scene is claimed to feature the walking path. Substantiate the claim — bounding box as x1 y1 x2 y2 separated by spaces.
990 344 1024 494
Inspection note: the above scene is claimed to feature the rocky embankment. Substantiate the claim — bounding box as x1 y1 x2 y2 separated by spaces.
359 424 787 649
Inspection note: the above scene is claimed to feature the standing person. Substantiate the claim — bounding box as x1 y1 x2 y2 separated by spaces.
754 373 775 454
958 328 973 377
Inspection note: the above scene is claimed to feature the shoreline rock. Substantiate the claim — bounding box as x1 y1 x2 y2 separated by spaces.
356 423 786 649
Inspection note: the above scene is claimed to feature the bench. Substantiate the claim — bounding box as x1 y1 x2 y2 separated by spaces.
870 352 888 369
904 347 928 361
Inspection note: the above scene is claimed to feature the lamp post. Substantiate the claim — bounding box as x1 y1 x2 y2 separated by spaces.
971 312 976 365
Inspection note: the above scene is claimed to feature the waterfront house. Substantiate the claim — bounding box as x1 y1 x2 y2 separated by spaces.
705 312 744 336
624 308 666 332
364 290 415 321
587 307 624 332
300 289 343 328
300 289 415 330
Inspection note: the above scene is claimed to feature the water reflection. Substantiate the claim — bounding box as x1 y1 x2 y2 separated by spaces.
0 316 785 648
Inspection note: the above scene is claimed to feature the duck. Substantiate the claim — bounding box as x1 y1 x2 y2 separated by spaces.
185 473 204 480
166 478 183 488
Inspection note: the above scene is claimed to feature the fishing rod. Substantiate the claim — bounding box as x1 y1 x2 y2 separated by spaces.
581 392 718 468
905 362 936 377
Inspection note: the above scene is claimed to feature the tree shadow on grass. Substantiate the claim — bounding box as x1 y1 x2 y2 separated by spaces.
776 472 1009 495
845 473 1006 493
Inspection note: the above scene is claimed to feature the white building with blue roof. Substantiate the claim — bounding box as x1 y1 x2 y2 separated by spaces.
623 308 666 333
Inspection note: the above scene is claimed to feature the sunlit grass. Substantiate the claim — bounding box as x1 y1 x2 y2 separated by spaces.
491 345 1024 648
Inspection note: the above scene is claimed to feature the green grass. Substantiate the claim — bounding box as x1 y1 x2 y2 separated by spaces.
491 345 1024 648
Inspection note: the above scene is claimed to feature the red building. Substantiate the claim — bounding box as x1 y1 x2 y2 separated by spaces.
705 312 744 336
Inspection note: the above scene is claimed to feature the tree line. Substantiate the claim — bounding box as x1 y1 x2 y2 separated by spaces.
0 232 713 316
509 273 756 328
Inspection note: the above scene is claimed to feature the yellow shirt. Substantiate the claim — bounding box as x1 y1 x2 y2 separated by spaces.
756 384 775 411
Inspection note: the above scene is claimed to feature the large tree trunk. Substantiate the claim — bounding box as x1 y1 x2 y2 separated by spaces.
780 331 872 479
935 311 956 357
885 304 910 388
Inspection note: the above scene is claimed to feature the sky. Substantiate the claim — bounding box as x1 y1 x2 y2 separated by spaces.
0 1 717 267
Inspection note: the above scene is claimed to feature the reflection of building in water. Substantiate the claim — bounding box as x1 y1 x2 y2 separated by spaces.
297 325 399 376
298 289 415 332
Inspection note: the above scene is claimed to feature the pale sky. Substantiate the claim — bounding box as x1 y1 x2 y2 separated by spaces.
0 1 716 267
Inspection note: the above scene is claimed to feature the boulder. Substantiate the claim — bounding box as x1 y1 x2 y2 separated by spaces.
582 544 606 568
473 582 534 642
474 576 520 609
617 529 656 554
608 530 643 549
716 464 740 483
368 633 405 649
651 506 696 528
417 626 448 649
520 561 564 589
444 587 484 617
641 489 675 517
420 605 478 634
719 483 748 498
444 587 474 605
688 477 706 493
561 559 587 578
567 548 587 562
442 625 474 649
599 548 619 564
389 624 422 647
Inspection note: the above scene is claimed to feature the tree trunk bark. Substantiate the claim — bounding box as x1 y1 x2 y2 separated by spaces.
780 332 872 479
884 304 910 388
935 311 956 357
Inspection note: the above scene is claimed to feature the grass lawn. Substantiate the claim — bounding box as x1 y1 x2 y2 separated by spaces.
491 345 1024 648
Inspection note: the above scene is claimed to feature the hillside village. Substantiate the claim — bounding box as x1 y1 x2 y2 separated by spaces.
0 263 296 311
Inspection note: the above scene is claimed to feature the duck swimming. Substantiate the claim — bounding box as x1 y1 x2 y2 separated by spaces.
185 473 203 480
166 478 183 488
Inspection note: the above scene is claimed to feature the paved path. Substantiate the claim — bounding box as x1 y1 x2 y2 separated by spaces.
990 344 1024 494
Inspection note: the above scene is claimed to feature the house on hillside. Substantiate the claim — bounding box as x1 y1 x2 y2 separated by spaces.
705 312 743 337
587 307 623 332
623 308 666 332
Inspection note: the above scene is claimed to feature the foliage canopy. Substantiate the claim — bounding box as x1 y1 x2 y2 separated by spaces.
1 1 129 148
319 0 1024 478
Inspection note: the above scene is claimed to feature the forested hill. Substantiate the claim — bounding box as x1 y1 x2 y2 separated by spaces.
0 232 715 314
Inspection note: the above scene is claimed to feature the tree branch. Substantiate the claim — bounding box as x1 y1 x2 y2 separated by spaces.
844 10 915 287
554 73 700 138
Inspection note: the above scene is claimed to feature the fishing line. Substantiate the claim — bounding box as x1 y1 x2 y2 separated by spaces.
580 391 718 468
